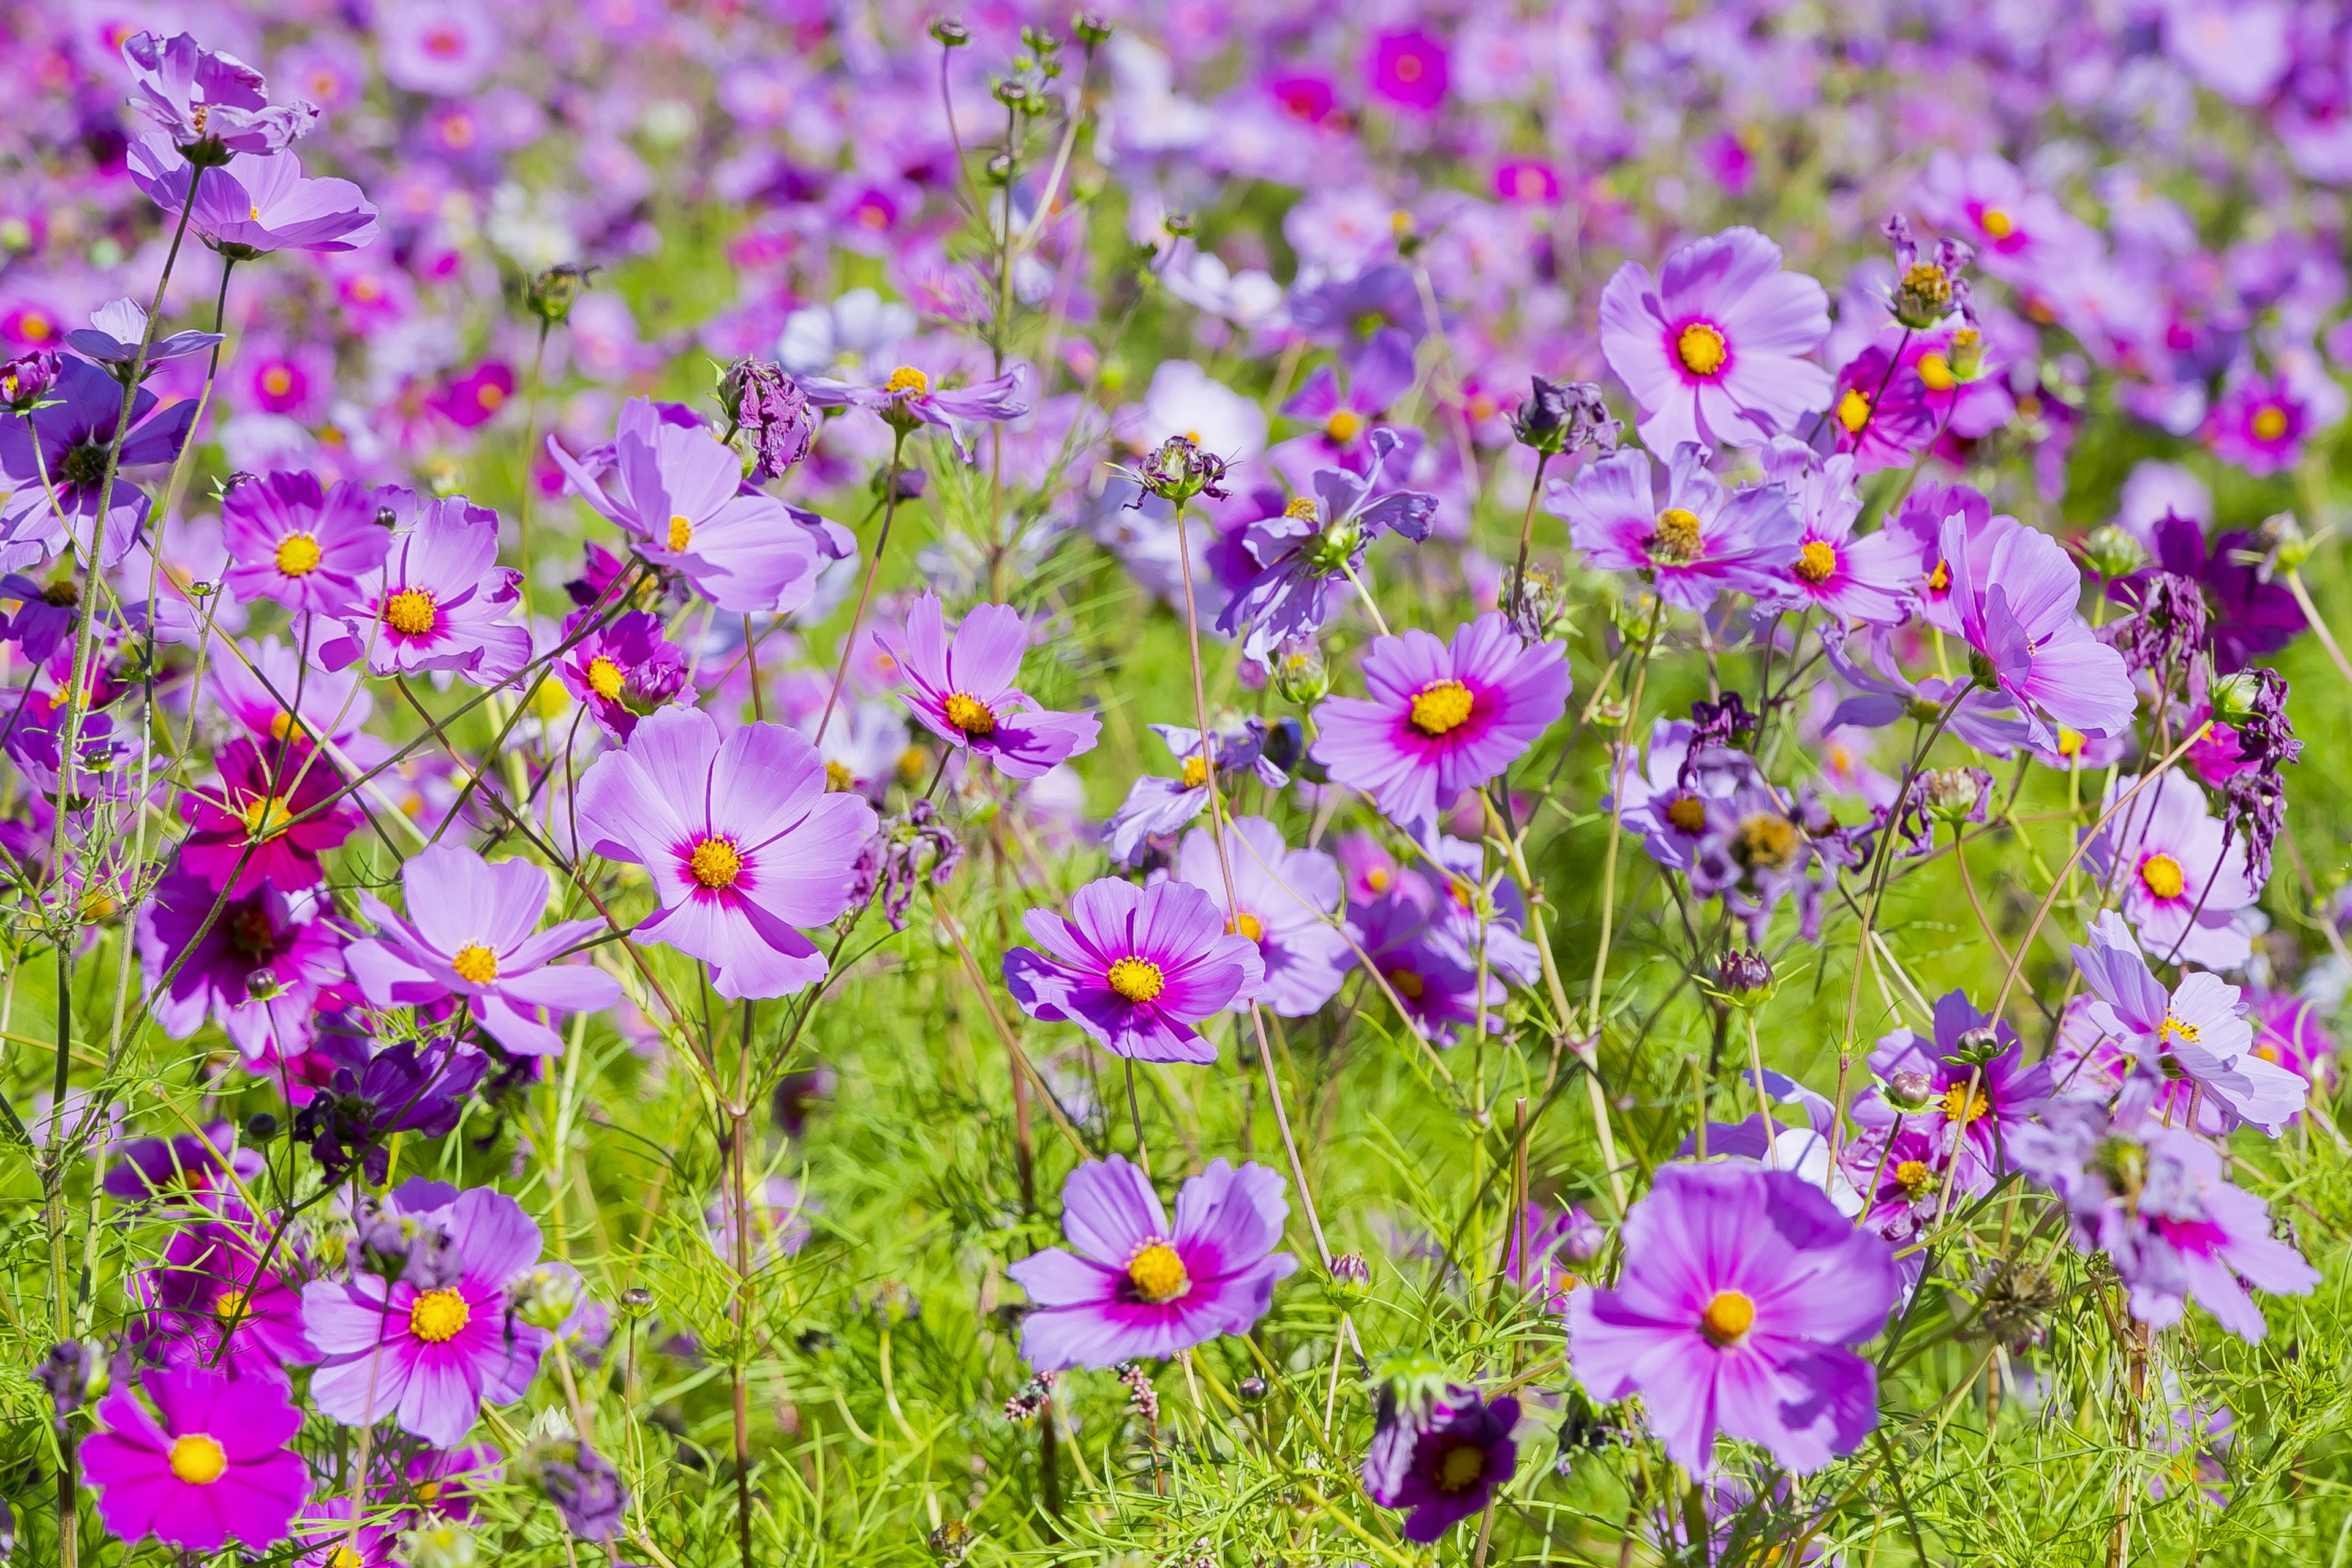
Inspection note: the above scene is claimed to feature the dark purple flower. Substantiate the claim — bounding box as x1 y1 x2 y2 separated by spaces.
1288 266 1427 349
0 356 194 570
2109 514 2304 674
1850 989 2051 1197
1363 1385 1520 1542
290 1039 489 1185
139 869 346 1061
522 1439 628 1541
178 740 361 897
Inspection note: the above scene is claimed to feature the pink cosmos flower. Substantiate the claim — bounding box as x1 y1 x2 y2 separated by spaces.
1549 442 1801 612
316 491 529 684
554 607 688 741
1941 512 2135 749
1597 227 1833 452
1754 439 1912 625
132 1200 318 1381
575 705 876 1000
346 843 623 1057
1567 1161 1900 1476
220 470 390 618
82 1367 309 1554
1006 1154 1295 1368
877 594 1101 779
1366 28 1450 113
379 1 502 95
121 32 318 154
1915 153 2100 288
2202 372 2307 476
206 633 376 753
140 866 347 1061
1172 815 1353 1017
1311 613 1568 834
127 138 380 257
2084 771 2258 969
802 362 1032 462
178 739 360 897
1004 877 1265 1063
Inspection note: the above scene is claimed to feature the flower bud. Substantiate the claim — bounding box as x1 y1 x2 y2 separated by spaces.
400 1523 483 1568
1325 1252 1371 1303
930 18 971 45
1920 766 1984 822
2252 510 2314 576
243 1111 278 1145
1238 1374 1268 1403
508 1262 584 1332
1 349 59 414
2207 670 2266 728
1946 1025 2003 1066
2078 524 2146 581
1071 11 1112 44
525 263 597 326
1713 948 1775 1006
619 1285 654 1316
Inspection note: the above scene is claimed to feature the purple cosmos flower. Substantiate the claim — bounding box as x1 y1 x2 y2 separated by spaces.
132 1200 317 1381
1548 442 1801 612
2109 514 2303 674
1276 329 1418 475
1504 1202 1604 1313
1005 1154 1295 1368
302 1182 551 1446
1836 1118 1953 1259
1363 1386 1521 1543
554 608 688 741
2014 1102 2318 1341
1172 816 1352 1017
220 470 391 619
1567 1161 1901 1475
316 491 529 684
877 594 1101 780
207 634 375 752
104 1124 265 1205
121 32 318 155
1608 718 1747 871
2084 771 2259 970
1942 512 2135 750
81 1368 309 1555
1755 439 1912 624
575 705 876 1000
1350 889 1501 1042
706 1175 817 1266
127 138 379 257
1823 627 2032 756
140 867 346 1061
178 740 360 896
2067 910 2303 1135
1597 227 1833 452
1287 266 1426 350
0 357 194 570
1417 832 1543 985
1219 431 1439 660
379 1 499 93
1311 612 1569 835
1885 481 2015 636
1850 989 2051 1197
2203 372 2307 476
293 1039 488 1185
346 843 623 1057
1916 152 2100 288
802 363 1031 461
1003 878 1265 1063
66 296 222 370
1102 720 1285 864
548 398 824 615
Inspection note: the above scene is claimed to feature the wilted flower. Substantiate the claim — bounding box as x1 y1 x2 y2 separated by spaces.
718 358 815 483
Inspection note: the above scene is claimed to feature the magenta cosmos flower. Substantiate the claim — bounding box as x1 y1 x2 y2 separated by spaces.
548 398 823 615
2084 770 2258 969
2203 372 2309 477
1311 613 1569 834
346 843 622 1057
1174 815 1353 1017
301 1182 550 1447
575 705 876 1000
1941 512 2135 750
1003 877 1266 1063
1366 28 1450 113
1597 227 1833 452
1548 443 1800 612
133 1200 318 1381
877 593 1101 779
554 607 688 741
1755 439 1912 625
221 470 391 618
1567 1161 1901 1476
178 739 360 896
1006 1154 1295 1368
83 1367 309 1554
140 866 346 1061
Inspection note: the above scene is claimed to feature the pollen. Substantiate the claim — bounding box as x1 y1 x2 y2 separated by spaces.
1434 1442 1487 1491
1228 911 1264 941
2251 405 2289 442
1925 559 1951 594
1700 1289 1755 1344
328 1548 368 1568
688 836 744 890
1180 755 1209 790
824 759 854 791
1283 495 1319 521
167 1432 228 1485
1940 1084 1991 1126
1676 321 1728 377
1979 207 2014 240
409 1286 472 1344
2057 728 2085 757
2140 853 2185 900
943 692 997 736
383 588 437 637
1409 679 1476 736
883 366 929 395
274 532 323 577
241 793 295 842
666 513 693 551
1107 956 1166 1003
1836 387 1873 432
451 943 499 984
1646 507 1704 565
1795 540 1839 583
1665 795 1708 834
1325 408 1363 443
586 654 626 701
1894 1159 1933 1199
1733 813 1801 873
247 203 260 222
213 1288 250 1325
1917 352 1956 391
1126 1241 1190 1303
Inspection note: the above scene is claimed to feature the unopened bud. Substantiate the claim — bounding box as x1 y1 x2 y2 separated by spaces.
525 263 597 326
2079 524 2146 581
2208 670 2264 728
1920 766 1984 822
1947 1025 2003 1066
508 1263 584 1332
2252 510 2314 576
1886 1069 1936 1110
1713 948 1775 1006
1071 11 1111 44
930 18 972 45
1238 1374 1268 1403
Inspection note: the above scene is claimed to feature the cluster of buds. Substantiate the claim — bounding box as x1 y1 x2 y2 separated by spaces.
1115 1361 1160 1423
1881 213 1975 330
1001 1369 1057 1423
1511 374 1619 458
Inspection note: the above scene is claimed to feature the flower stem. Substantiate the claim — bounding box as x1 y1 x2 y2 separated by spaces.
815 429 909 745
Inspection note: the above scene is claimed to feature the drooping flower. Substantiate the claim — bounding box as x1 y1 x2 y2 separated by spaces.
575 706 876 1000
1218 431 1439 660
2083 771 2259 970
140 866 347 1060
802 362 1031 461
1363 1385 1521 1543
1941 511 2135 749
876 594 1101 779
301 1182 551 1447
316 491 530 684
1567 1161 1900 1475
552 608 688 741
1102 720 1283 865
291 1038 488 1185
1003 878 1266 1063
82 1368 309 1554
716 358 815 483
345 843 622 1057
1006 1154 1295 1368
1754 439 1913 624
220 470 391 619
1172 816 1352 1017
177 740 361 897
1597 227 1833 452
1548 442 1801 612
1311 612 1569 835
0 356 194 570
120 32 318 156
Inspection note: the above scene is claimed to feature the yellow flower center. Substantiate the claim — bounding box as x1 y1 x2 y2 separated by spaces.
167 1433 228 1485
1836 386 1873 432
1436 1441 1488 1491
1180 755 1210 790
883 366 929 395
1980 207 2014 239
274 532 323 577
943 692 996 736
1127 1242 1190 1303
1647 507 1704 565
1917 352 1956 391
586 655 626 701
214 1288 250 1325
1324 409 1363 443
241 794 295 842
410 1286 471 1344
1940 1084 1991 1126
1734 813 1801 873
689 836 744 890
1283 495 1319 521
2057 728 2084 757
1894 1159 1933 1199
1385 967 1425 1001
262 366 295 396
451 943 499 983
1106 957 1166 1003
2252 405 2289 442
2140 853 2185 900
383 588 437 637
1676 322 1728 377
1665 795 1709 834
328 1548 367 1568
666 513 693 551
1795 540 1839 583
1409 679 1476 736
824 760 854 791
1701 1289 1755 1344
1228 911 1264 942
1925 559 1951 594
247 203 260 222
2159 1012 2202 1047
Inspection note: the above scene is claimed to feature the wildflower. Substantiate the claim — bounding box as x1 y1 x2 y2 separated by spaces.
132 1201 317 1379
379 1 499 94
1512 375 1619 456
1 349 61 413
315 491 530 684
2083 771 2259 970
1608 718 1744 870
290 1498 398 1566
1350 889 1501 1042
1172 815 1352 1017
1003 877 1265 1062
1940 511 2135 750
876 594 1101 778
1002 1370 1057 1422
1548 441 1801 612
292 1039 489 1184
346 843 623 1057
1822 626 2032 756
552 608 687 741
64 296 222 374
103 1123 265 1205
524 262 597 326
1504 1202 1604 1313
717 358 815 483
1754 439 1913 624
2248 990 2337 1102
81 1367 309 1554
1597 227 1833 452
2108 513 2303 675
120 31 318 158
2014 1103 2318 1341
1915 151 2100 287
1218 433 1439 660
1103 720 1283 864
220 470 392 618
1567 1161 1900 1474
1276 329 1417 472
706 1175 817 1266
2203 372 2308 477
1127 433 1233 505
302 1183 552 1446
1311 612 1570 835
37 1339 105 1420
575 706 877 1000
1006 1154 1295 1368
1851 990 2051 1196
1880 214 1974 330
177 740 360 896
516 1437 628 1540
138 868 346 1061
1884 481 2013 636
1363 1383 1521 1544
0 356 194 570
126 138 379 258
802 361 1031 461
